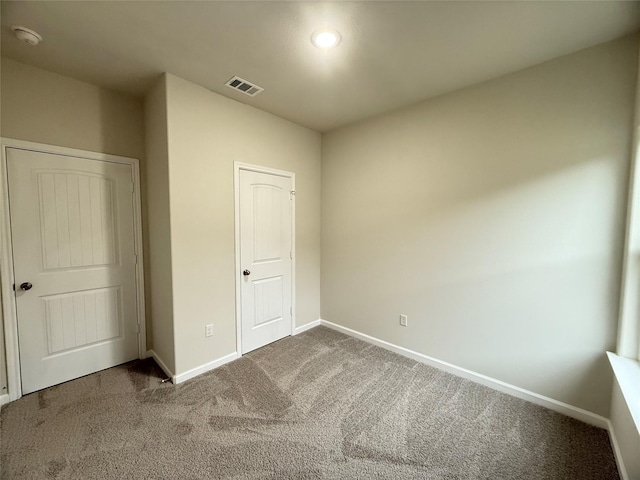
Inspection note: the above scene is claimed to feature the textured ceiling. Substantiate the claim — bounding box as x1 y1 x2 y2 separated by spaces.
2 1 639 132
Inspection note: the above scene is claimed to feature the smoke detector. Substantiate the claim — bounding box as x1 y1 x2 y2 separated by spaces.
11 26 43 46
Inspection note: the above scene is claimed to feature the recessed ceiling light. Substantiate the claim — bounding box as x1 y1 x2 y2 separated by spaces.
311 29 341 49
11 26 43 46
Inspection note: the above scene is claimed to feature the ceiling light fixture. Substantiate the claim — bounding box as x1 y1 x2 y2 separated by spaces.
11 26 43 46
311 29 341 49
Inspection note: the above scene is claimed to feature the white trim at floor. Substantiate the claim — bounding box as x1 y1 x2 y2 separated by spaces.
318 319 609 430
293 320 322 335
144 321 321 387
146 350 175 383
0 394 9 407
146 350 238 384
173 353 238 384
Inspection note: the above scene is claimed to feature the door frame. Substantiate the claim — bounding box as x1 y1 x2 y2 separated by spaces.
0 138 146 403
233 162 295 356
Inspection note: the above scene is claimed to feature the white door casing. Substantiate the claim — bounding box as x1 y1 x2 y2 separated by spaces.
236 165 294 354
2 143 144 396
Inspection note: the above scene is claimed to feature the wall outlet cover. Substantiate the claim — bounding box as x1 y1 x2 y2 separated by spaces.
205 324 214 337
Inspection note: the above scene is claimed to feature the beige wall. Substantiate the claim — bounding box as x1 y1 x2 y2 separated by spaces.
0 58 147 394
144 74 175 372
321 35 639 416
1 59 145 159
147 73 321 376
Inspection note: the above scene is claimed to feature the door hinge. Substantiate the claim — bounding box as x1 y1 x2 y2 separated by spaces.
136 323 140 334
133 254 138 264
290 306 292 316
290 250 292 259
290 190 296 200
130 182 135 193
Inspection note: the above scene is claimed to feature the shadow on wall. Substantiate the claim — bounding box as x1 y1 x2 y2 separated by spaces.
324 153 627 417
98 90 152 351
321 35 638 417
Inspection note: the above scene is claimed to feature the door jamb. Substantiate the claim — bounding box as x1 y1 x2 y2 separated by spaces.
233 162 296 356
0 138 147 403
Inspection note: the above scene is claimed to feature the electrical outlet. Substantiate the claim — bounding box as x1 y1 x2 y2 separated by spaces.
205 324 214 337
400 314 408 327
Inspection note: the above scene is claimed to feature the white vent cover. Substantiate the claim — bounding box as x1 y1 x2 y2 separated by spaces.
225 76 264 97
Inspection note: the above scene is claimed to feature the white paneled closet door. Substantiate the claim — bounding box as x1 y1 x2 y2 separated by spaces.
7 148 138 394
239 169 293 354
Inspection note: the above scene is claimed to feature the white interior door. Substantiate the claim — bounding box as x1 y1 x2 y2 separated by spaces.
239 169 293 354
7 148 139 394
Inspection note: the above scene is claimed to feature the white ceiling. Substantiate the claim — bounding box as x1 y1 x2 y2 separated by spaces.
1 1 639 132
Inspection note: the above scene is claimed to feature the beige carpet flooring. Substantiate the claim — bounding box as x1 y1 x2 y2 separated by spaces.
1 326 619 479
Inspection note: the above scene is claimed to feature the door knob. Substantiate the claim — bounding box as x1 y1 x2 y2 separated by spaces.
20 282 33 291
243 270 251 276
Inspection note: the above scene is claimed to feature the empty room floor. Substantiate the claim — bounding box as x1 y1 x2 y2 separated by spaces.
0 327 618 479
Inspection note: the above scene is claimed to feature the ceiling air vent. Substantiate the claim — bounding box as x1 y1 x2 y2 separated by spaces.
225 76 264 97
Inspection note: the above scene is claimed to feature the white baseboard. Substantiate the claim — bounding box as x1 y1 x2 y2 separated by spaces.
607 419 629 480
0 393 9 407
319 319 609 429
173 352 238 384
146 349 175 383
293 319 322 335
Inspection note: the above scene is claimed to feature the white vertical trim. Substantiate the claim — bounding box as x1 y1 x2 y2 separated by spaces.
130 160 147 357
0 146 21 403
0 138 147 404
607 352 640 432
607 419 630 480
234 165 242 357
291 174 297 346
617 40 640 360
233 162 296 356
